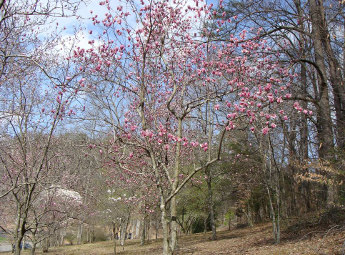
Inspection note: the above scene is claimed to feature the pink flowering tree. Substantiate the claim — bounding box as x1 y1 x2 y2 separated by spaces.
0 1 86 254
102 140 162 246
74 0 295 253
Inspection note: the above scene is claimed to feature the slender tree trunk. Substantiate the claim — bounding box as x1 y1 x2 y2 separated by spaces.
30 243 37 255
299 57 312 211
169 118 183 253
262 138 280 244
205 166 217 240
112 222 117 255
170 195 177 252
160 201 171 255
77 223 83 245
13 209 22 255
140 215 146 246
266 185 280 244
42 236 49 253
246 203 253 227
155 217 159 240
60 228 65 246
120 215 129 247
147 218 150 241
205 100 216 240
275 177 281 244
14 214 26 255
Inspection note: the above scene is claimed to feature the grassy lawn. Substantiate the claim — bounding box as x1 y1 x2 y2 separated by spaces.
1 223 344 255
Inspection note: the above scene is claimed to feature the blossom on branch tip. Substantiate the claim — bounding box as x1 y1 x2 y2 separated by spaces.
262 126 269 135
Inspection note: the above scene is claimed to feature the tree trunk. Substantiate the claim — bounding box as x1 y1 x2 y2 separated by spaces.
205 166 217 240
169 209 177 248
77 223 83 245
30 243 37 255
42 237 49 253
113 222 117 255
14 237 23 255
14 216 25 255
246 203 253 227
60 229 65 246
147 218 150 241
204 217 208 234
160 201 172 255
140 216 146 246
155 217 159 239
318 1 345 150
120 214 130 248
262 137 280 244
112 221 116 240
88 226 94 244
309 0 334 160
309 0 336 207
13 204 24 255
266 185 280 244
169 118 183 254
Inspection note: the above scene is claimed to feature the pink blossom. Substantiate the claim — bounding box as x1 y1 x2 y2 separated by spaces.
262 126 269 135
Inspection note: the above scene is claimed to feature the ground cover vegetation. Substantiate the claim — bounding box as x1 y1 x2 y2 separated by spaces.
0 0 344 254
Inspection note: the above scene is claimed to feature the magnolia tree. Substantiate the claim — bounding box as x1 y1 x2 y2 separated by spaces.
73 0 298 253
26 185 82 254
0 1 86 254
104 141 161 246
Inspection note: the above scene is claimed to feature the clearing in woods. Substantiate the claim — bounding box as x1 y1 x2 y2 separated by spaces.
1 222 344 255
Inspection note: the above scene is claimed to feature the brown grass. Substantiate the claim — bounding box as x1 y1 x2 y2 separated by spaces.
2 223 344 255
